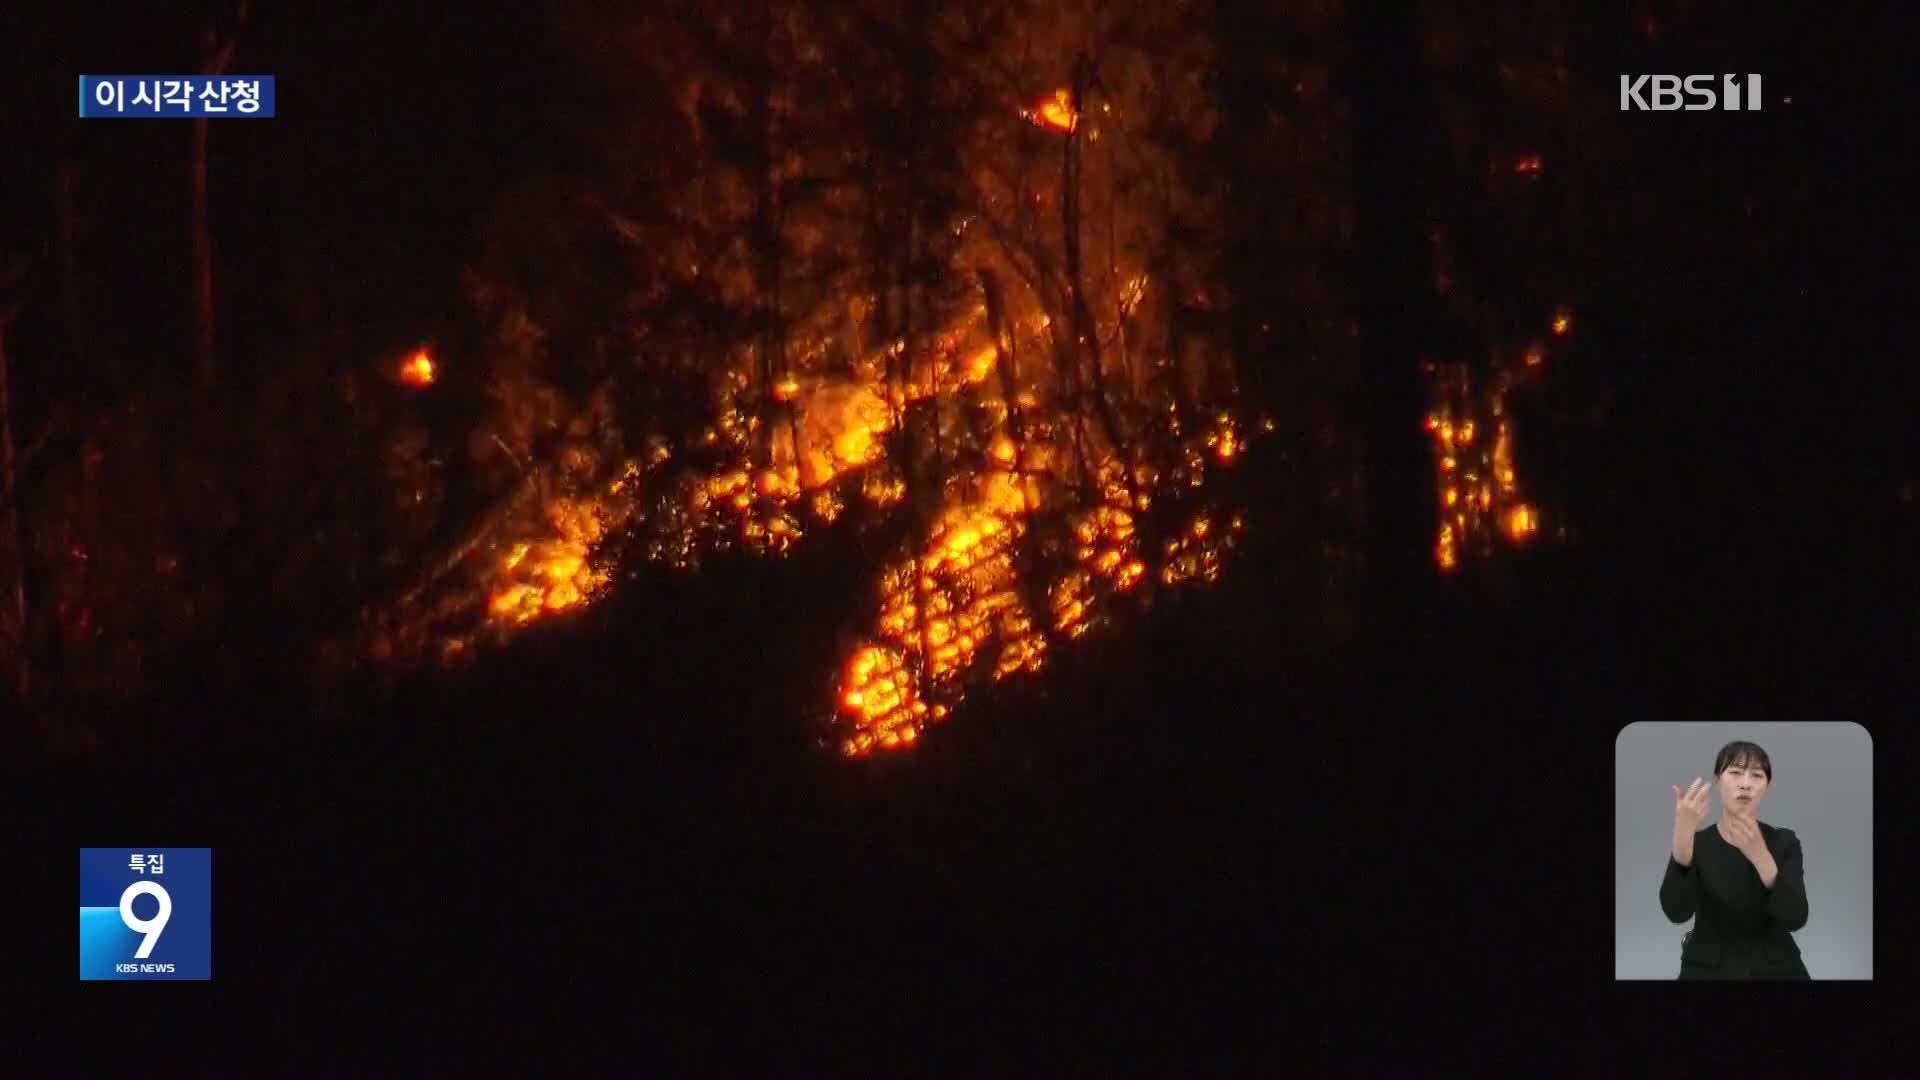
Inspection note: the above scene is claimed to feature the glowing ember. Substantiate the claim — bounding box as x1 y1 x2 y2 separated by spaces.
1206 413 1243 465
1550 310 1572 336
833 477 1038 753
1159 509 1236 588
1504 503 1539 541
1437 524 1458 570
369 281 1254 765
834 436 1241 758
483 494 614 626
398 349 436 387
1023 88 1078 134
988 433 1017 465
963 344 1000 383
1425 358 1545 573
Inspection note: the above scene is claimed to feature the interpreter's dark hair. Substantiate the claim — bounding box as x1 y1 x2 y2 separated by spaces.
1714 740 1772 781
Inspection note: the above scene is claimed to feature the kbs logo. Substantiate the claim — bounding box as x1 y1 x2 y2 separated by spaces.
78 848 212 980
1621 74 1763 111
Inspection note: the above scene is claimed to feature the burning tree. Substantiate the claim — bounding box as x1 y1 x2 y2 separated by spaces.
340 0 1299 757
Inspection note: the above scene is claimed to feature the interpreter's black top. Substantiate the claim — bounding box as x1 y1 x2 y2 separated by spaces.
1659 821 1811 980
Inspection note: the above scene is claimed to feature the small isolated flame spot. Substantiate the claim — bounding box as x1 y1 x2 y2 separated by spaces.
1023 89 1078 134
399 349 436 387
1505 504 1539 541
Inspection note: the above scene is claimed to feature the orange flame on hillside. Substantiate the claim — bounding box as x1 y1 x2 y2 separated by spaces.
398 349 435 387
1023 89 1078 134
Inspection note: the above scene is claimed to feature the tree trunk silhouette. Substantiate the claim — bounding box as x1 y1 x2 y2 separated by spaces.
751 0 799 477
898 7 945 507
977 269 1026 463
864 144 894 425
0 269 29 699
1063 54 1135 502
55 163 104 392
1107 146 1131 396
191 2 250 391
978 267 1056 657
73 426 101 693
1348 4 1441 685
191 119 217 389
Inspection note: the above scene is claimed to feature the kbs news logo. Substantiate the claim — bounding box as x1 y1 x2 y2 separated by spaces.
78 848 213 980
1620 74 1763 111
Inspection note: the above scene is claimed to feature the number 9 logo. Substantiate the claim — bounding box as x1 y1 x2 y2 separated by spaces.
120 880 172 959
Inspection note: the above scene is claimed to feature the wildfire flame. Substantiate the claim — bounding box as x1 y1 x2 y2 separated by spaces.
484 495 614 625
399 349 436 388
1426 356 1546 573
1023 88 1078 134
1504 503 1539 541
374 278 1252 764
835 470 1038 755
834 453 1240 757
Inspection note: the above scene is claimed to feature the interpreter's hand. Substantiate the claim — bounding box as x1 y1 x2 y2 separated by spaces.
1722 811 1769 863
1673 777 1712 833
